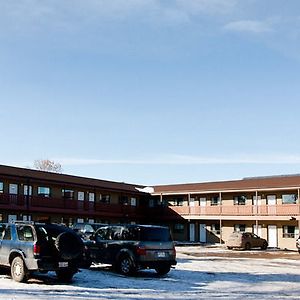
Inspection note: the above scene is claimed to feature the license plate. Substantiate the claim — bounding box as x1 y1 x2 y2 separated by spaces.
59 262 68 268
157 252 166 258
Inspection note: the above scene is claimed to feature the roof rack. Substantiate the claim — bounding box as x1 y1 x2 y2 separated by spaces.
13 220 35 224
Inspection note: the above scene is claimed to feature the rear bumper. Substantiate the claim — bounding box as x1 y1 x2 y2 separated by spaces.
137 259 177 270
26 258 79 272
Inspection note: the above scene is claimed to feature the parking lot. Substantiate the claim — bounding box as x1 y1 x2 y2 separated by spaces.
1 246 300 299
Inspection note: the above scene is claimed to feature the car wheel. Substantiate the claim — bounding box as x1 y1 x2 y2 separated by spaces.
118 255 136 276
261 242 268 250
155 264 171 276
227 247 233 250
244 242 251 250
11 257 28 282
56 268 76 282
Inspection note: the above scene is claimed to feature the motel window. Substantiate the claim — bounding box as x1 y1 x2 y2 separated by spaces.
234 195 247 205
189 197 195 207
283 226 299 238
211 196 220 206
78 191 85 201
62 189 75 200
211 224 220 234
149 199 155 207
174 224 185 233
130 197 137 206
9 184 18 195
282 194 297 204
234 224 246 232
88 192 95 202
24 185 32 196
0 182 3 193
175 198 183 206
100 194 111 204
38 187 51 197
119 196 129 205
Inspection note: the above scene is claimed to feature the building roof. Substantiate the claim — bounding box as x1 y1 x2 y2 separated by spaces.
0 164 145 194
153 175 300 194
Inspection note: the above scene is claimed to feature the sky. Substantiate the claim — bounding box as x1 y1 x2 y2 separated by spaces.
1 0 300 186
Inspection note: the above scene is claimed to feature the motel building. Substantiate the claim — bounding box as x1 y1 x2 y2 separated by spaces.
1 164 300 250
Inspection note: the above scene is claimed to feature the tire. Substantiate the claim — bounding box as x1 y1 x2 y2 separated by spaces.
55 232 84 260
227 247 233 250
261 242 268 250
244 243 251 250
118 255 136 276
56 269 76 282
11 257 28 282
155 264 171 276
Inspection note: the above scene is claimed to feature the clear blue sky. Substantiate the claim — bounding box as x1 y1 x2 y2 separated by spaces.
1 0 300 185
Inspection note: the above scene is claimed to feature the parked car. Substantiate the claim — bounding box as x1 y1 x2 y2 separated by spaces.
71 223 106 240
83 224 177 276
296 236 300 253
226 232 268 250
0 221 84 282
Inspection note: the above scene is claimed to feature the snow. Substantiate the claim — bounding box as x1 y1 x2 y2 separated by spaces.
1 246 300 299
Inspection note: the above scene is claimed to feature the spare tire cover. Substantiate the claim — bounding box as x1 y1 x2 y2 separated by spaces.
55 231 84 260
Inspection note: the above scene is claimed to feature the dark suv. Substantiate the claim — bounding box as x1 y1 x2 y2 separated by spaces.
0 222 84 282
84 224 176 276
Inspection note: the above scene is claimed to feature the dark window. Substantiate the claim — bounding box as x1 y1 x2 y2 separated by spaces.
283 226 298 238
234 195 247 205
174 223 185 233
211 196 220 206
211 224 220 234
100 194 111 203
138 227 172 242
38 187 50 197
234 224 246 232
119 196 129 205
62 189 74 200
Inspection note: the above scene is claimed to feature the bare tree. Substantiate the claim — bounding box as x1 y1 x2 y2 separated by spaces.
34 159 63 173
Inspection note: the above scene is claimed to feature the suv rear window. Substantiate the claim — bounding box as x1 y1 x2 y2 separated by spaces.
138 227 172 242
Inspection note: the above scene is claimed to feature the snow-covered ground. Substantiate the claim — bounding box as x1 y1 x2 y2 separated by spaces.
1 246 300 299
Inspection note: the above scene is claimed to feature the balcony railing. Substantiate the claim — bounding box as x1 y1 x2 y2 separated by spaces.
168 204 300 217
0 193 140 218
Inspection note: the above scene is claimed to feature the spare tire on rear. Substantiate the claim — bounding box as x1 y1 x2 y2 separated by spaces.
55 231 84 260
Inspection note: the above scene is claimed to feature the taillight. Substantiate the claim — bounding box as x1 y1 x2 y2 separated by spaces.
136 246 146 256
172 245 176 256
33 244 41 256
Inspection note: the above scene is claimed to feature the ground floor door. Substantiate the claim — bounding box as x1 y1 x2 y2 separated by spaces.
199 223 206 243
189 223 195 242
253 224 262 237
268 225 277 248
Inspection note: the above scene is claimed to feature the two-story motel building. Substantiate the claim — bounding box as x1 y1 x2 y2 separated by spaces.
1 164 300 250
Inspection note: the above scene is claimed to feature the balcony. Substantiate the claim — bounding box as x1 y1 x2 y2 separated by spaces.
0 193 141 218
168 204 300 217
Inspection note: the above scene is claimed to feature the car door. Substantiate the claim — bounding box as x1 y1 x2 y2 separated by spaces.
89 226 111 263
0 224 13 266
